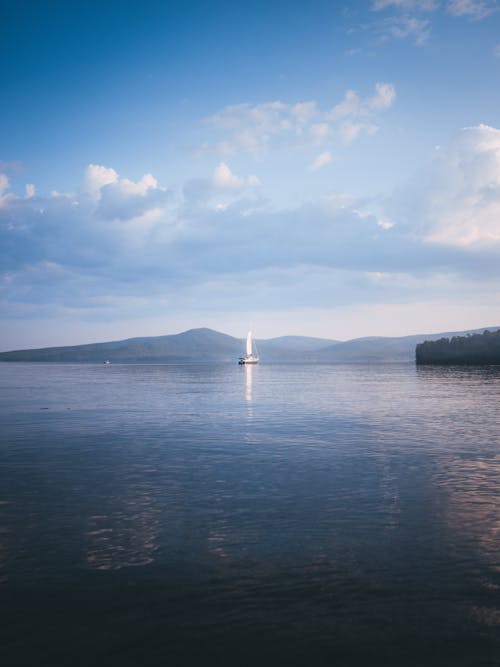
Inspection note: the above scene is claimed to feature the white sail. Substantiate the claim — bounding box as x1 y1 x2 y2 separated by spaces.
239 330 258 364
246 330 253 357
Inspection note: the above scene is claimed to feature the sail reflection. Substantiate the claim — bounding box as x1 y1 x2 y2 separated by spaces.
245 364 253 403
243 363 256 443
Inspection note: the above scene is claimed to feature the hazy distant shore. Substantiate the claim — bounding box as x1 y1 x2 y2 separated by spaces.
1 325 499 364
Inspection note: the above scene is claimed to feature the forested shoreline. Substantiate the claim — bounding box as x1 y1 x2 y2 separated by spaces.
416 329 500 364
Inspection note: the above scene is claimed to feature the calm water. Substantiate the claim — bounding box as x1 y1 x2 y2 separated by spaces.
0 362 499 666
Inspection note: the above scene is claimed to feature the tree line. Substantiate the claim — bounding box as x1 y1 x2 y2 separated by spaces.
416 329 500 365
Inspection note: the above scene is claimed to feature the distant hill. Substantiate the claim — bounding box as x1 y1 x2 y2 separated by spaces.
316 327 500 363
416 329 500 365
0 329 338 363
1 326 499 363
260 335 339 351
0 328 241 363
257 335 340 362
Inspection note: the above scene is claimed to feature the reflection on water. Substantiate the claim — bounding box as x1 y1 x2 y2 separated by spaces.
86 471 159 570
0 362 499 665
0 501 13 584
434 455 500 566
245 363 253 403
207 529 229 559
378 457 401 533
244 364 255 445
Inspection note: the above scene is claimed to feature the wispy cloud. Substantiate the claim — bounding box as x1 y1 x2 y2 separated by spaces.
372 0 437 11
308 151 333 171
339 121 379 143
328 83 396 121
0 161 23 175
200 83 396 159
0 174 10 196
371 0 497 46
373 0 498 15
379 15 432 44
446 0 498 19
369 82 398 109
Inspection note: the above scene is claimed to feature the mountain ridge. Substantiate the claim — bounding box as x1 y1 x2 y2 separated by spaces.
1 325 500 363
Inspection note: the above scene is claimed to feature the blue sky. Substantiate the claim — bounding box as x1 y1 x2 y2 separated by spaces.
1 0 500 348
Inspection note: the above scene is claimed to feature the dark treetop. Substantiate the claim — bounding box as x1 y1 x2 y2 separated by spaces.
416 329 500 365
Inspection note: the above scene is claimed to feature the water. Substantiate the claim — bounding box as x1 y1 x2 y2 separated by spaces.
0 362 499 666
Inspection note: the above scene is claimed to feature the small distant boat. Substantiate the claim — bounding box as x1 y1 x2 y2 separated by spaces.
103 360 111 365
239 331 259 365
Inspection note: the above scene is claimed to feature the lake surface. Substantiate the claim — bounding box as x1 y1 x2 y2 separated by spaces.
0 362 499 666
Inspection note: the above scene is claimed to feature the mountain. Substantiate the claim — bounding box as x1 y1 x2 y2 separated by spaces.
0 328 241 363
1 326 499 363
315 327 500 363
257 335 340 362
0 329 338 363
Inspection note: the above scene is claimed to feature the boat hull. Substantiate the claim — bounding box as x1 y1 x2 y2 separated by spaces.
238 357 259 365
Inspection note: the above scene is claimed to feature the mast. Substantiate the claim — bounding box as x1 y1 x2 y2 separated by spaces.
246 330 253 357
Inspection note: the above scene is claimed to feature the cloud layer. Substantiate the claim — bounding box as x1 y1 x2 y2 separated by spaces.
389 124 500 247
1 124 500 337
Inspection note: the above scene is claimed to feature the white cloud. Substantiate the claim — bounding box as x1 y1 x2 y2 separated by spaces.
209 101 287 134
25 184 36 199
390 124 500 246
377 219 394 230
340 121 379 143
446 0 498 19
372 0 437 9
330 83 396 119
204 101 298 157
369 82 397 110
247 174 261 187
2 155 500 343
330 90 362 120
85 164 118 199
322 193 358 210
50 190 72 199
290 101 317 124
82 164 167 220
184 163 261 202
372 0 497 17
122 206 164 229
0 174 11 208
0 174 9 194
370 0 496 50
380 15 432 44
203 83 396 158
81 165 168 221
310 123 330 144
309 151 333 171
212 162 244 190
114 173 158 196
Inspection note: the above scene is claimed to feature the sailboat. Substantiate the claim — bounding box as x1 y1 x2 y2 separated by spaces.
238 330 259 365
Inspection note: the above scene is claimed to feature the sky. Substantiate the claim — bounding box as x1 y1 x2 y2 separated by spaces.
1 0 500 349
